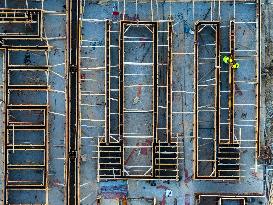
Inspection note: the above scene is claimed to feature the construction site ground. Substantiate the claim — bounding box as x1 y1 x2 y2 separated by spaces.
0 0 272 204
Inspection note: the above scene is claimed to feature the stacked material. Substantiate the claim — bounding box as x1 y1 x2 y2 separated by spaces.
100 180 128 199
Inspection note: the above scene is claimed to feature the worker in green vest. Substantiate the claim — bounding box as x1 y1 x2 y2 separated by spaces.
223 55 234 64
223 55 240 70
223 55 230 64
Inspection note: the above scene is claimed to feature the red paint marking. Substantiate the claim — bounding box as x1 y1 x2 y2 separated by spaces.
124 148 136 165
140 139 152 155
185 194 190 205
184 169 192 183
81 73 86 79
140 142 148 155
251 171 262 179
52 179 61 187
146 139 152 144
125 139 152 162
156 185 168 205
137 84 142 97
124 142 139 164
161 194 166 205
156 185 169 190
113 11 119 16
184 168 188 178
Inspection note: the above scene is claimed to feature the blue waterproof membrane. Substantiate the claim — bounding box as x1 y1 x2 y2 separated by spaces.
9 70 48 86
8 168 44 186
7 129 45 146
8 109 45 125
222 199 242 205
9 90 48 105
9 50 47 66
7 189 46 204
0 22 39 36
8 150 45 165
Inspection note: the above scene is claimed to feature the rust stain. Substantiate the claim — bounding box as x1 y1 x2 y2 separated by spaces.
137 83 142 97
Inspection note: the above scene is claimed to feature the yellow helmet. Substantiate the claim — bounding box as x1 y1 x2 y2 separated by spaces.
233 63 240 69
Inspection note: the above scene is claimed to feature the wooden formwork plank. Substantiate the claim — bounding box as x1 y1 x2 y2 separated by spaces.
167 21 173 143
105 20 111 144
256 0 261 159
228 20 235 144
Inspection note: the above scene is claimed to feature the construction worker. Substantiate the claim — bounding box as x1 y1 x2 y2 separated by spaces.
223 55 230 64
232 62 240 70
223 55 233 64
121 196 127 205
229 57 233 64
223 55 240 70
